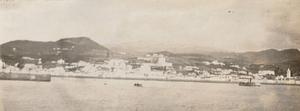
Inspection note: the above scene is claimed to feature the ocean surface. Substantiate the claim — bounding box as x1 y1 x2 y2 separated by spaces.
0 77 300 111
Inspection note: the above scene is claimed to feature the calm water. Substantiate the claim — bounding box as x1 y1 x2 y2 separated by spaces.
0 78 300 111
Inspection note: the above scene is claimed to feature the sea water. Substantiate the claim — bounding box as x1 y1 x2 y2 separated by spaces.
0 77 299 111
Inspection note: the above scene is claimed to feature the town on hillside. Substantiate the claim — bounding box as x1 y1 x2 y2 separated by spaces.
0 51 298 85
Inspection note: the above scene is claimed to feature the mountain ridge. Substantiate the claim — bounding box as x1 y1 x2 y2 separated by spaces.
0 37 110 65
1 37 300 75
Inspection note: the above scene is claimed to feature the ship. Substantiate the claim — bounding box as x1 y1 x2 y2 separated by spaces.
239 78 260 87
134 83 143 87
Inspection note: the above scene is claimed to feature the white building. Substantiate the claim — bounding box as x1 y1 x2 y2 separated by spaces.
57 59 65 64
211 60 225 66
105 59 128 71
183 66 198 71
48 67 65 74
202 61 211 65
137 57 152 62
258 70 275 76
38 58 42 65
22 57 35 60
202 70 210 76
140 63 152 72
287 68 291 78
22 63 39 72
156 55 172 67
77 61 90 67
0 59 4 70
238 70 247 74
230 65 240 69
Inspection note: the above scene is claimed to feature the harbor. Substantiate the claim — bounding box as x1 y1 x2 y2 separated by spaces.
1 77 300 111
1 0 300 110
1 71 299 86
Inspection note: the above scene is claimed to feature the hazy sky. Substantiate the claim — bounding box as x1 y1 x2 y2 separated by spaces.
0 0 299 53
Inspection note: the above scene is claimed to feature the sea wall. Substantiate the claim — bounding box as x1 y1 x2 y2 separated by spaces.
0 72 51 82
52 74 300 86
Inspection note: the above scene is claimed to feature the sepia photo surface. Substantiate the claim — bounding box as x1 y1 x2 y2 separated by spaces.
0 0 300 111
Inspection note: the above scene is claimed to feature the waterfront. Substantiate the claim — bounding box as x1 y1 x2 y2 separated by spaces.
0 78 300 111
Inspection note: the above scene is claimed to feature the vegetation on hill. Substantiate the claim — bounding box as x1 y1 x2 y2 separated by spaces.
0 37 110 66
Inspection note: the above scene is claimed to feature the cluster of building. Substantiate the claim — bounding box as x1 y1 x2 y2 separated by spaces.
0 53 296 81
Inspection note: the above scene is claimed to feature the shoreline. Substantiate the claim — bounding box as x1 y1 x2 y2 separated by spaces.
1 72 299 86
0 72 51 82
51 74 300 86
52 75 238 84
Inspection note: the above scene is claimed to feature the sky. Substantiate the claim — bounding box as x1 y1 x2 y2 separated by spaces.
0 0 299 53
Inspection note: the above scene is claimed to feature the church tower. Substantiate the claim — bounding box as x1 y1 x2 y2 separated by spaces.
287 68 291 78
0 59 4 70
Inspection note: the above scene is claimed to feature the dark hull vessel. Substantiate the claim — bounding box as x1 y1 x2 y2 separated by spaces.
134 83 143 87
239 82 260 87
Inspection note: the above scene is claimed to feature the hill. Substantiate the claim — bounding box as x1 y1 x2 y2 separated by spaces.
240 49 300 64
0 37 110 65
155 49 300 76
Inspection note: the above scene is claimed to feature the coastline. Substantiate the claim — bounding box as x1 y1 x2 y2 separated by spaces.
0 72 51 82
52 74 238 84
1 72 299 86
51 74 300 86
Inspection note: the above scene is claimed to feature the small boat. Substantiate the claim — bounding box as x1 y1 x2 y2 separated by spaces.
134 83 143 87
239 78 260 87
